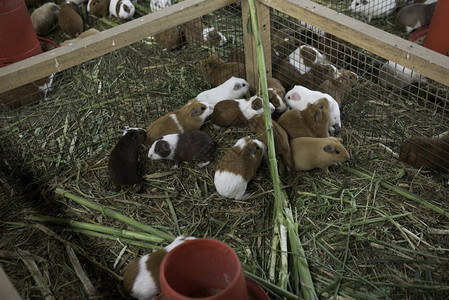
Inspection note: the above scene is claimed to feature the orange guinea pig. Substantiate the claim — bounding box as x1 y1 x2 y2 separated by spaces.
200 54 246 87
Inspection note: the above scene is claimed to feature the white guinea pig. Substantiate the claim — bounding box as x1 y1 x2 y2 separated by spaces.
288 45 326 75
123 235 196 300
378 60 424 91
285 85 341 135
109 0 135 20
348 0 396 22
214 136 266 200
196 76 250 106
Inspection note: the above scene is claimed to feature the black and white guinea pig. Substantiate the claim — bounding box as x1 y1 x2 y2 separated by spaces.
395 2 437 33
108 127 146 189
210 96 275 129
196 76 250 106
214 136 266 200
145 101 214 146
123 235 196 300
148 130 216 169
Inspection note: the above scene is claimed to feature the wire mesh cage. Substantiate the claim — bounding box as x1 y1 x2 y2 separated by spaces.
1 0 449 299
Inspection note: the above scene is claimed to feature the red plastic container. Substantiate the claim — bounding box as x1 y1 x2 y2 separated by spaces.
423 0 449 55
0 0 43 67
157 238 269 300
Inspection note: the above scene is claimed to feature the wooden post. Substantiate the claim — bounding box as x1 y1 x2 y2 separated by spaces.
242 0 272 92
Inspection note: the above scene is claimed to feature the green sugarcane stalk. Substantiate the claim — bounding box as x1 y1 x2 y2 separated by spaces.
341 166 449 220
30 215 165 244
55 188 174 241
244 270 300 299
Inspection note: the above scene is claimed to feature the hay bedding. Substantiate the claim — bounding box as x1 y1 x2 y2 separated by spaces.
1 1 449 300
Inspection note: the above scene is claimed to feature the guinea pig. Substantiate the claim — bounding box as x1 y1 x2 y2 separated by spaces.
200 54 246 87
248 114 294 172
87 0 111 18
150 0 171 12
145 101 214 146
31 3 60 35
267 76 287 116
154 27 183 51
348 0 397 22
58 2 84 38
210 96 275 129
123 235 196 300
108 127 146 189
228 48 245 64
148 130 216 169
399 136 449 173
288 45 326 75
196 76 250 106
285 85 341 134
290 137 350 173
214 136 266 200
317 32 347 64
59 28 101 46
271 28 302 62
184 18 227 47
317 69 358 105
298 62 339 90
277 97 330 139
109 0 135 20
378 60 423 91
395 2 437 33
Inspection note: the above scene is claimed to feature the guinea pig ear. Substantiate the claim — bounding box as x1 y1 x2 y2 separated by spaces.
190 107 201 117
314 109 323 122
244 143 259 156
251 98 263 110
323 144 335 153
361 0 368 4
233 83 242 91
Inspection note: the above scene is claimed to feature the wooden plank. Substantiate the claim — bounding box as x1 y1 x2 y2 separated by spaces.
242 1 272 91
0 0 238 93
260 0 449 87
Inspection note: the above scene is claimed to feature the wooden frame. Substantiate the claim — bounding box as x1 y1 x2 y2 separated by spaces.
1 0 449 94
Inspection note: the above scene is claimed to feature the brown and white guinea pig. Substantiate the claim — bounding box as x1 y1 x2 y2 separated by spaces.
58 2 83 38
290 136 350 174
154 27 183 51
298 62 339 90
59 28 100 46
195 76 250 106
399 136 449 173
87 0 111 18
123 235 196 300
288 45 327 76
184 18 227 47
147 130 216 169
108 127 146 189
109 0 135 20
30 3 60 35
248 114 294 172
267 76 287 116
145 101 214 146
317 69 358 105
277 97 330 140
271 28 302 62
395 2 437 33
210 96 275 129
214 136 266 200
316 32 347 64
200 54 246 87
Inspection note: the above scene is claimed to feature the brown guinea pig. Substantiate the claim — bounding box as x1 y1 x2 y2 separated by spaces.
31 3 60 35
214 136 266 200
58 2 83 38
316 32 347 64
145 101 214 146
399 136 449 173
154 26 183 51
317 69 358 105
271 28 302 62
228 48 245 64
248 114 294 172
290 136 350 174
210 96 274 129
123 235 196 300
108 127 146 189
148 130 216 169
184 18 226 47
395 2 437 33
200 54 246 87
267 76 287 116
59 28 100 46
87 0 111 18
278 97 330 139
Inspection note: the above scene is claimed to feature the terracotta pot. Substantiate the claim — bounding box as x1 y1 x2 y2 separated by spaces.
0 0 42 67
158 238 250 300
423 0 449 55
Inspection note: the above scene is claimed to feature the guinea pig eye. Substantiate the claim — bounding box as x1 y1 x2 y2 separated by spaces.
335 150 340 154
201 106 206 111
320 105 323 109
92 2 96 5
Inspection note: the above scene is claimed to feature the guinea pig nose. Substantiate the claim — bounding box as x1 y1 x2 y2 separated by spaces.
334 124 341 133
